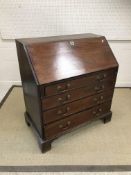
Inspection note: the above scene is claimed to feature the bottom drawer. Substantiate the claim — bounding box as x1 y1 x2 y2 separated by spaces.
44 101 111 139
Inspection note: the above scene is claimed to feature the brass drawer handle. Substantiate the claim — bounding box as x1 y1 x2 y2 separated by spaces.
94 95 104 104
94 99 100 104
96 75 101 80
96 73 107 80
93 108 102 116
57 106 70 115
100 95 104 100
94 85 105 91
57 110 63 115
67 94 71 100
93 112 100 117
58 97 62 102
103 73 107 78
98 108 102 112
66 106 70 111
57 85 62 91
58 94 71 104
59 121 71 130
57 83 71 92
67 83 71 88
92 111 96 114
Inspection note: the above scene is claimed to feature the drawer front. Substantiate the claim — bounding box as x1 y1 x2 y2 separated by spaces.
43 89 113 124
42 76 116 110
44 101 111 139
43 68 117 97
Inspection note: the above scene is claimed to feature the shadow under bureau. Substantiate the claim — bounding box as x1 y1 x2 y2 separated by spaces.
16 33 118 152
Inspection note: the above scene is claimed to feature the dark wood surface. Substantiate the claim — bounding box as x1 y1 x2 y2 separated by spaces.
42 76 116 110
43 68 117 96
16 41 43 138
16 33 118 152
44 101 112 139
17 34 118 85
43 90 113 124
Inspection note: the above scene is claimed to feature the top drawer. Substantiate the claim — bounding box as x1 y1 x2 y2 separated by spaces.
41 68 117 97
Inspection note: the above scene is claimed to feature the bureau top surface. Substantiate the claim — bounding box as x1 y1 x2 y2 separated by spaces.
17 33 118 85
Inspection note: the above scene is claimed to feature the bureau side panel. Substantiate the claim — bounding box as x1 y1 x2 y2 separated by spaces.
16 41 43 138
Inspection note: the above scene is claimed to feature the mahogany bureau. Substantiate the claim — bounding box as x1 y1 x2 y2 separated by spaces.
16 33 118 153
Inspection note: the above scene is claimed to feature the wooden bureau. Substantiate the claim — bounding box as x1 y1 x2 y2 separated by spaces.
16 33 118 152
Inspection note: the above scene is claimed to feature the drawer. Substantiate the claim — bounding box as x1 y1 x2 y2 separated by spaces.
44 101 111 139
41 68 117 97
42 76 116 110
43 89 114 124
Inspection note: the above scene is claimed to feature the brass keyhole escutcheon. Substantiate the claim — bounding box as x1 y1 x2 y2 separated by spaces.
69 41 75 46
